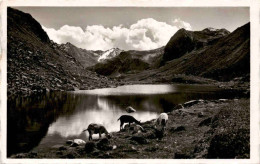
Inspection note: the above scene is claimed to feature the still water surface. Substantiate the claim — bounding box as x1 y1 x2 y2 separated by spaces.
7 84 240 156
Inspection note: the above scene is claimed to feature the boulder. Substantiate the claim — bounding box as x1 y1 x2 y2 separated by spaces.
126 106 136 113
183 99 204 107
73 139 86 145
68 139 86 147
85 141 96 153
66 140 73 145
97 138 113 151
130 136 148 144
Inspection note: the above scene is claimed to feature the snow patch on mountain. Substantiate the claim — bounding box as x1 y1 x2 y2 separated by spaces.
204 27 218 31
98 48 122 62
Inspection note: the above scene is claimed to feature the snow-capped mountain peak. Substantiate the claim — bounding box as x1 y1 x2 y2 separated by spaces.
98 48 122 62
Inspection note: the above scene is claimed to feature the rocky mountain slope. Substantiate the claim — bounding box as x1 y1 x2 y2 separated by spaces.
52 44 123 68
125 23 249 82
7 7 118 97
161 28 230 65
54 42 103 68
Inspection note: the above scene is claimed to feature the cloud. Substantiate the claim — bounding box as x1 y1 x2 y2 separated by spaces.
172 18 192 30
43 18 192 51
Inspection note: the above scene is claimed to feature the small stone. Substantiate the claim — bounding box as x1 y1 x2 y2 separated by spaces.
113 145 117 150
219 99 228 102
198 112 204 117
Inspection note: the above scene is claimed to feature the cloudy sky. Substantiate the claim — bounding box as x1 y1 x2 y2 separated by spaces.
16 7 249 51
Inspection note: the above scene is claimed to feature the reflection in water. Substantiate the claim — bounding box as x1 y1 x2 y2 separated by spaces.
8 84 242 156
47 105 158 137
7 91 74 156
47 96 158 137
72 84 176 95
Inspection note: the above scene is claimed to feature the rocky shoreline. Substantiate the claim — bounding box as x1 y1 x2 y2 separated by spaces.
10 97 249 159
8 72 249 99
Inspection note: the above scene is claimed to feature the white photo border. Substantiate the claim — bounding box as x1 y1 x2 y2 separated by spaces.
0 0 259 164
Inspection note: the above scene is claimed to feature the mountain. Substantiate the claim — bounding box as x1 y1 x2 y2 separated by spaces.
98 48 123 62
53 42 103 68
92 26 245 80
51 45 122 68
7 7 116 97
124 23 249 82
93 46 164 77
126 46 165 68
161 27 230 65
94 51 149 77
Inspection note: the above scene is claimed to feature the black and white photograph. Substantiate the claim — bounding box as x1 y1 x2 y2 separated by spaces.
0 0 259 163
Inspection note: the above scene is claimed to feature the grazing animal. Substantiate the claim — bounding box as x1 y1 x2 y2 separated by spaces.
83 123 111 141
125 106 136 113
117 115 141 130
155 113 168 131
